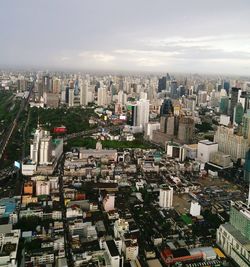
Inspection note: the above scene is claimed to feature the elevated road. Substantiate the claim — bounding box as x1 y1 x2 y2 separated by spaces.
0 84 34 161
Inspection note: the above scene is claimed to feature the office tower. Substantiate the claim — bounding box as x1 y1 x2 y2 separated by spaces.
244 150 250 182
234 102 244 125
65 85 70 104
158 76 167 92
74 79 79 95
97 86 108 106
170 80 178 99
136 99 149 128
160 116 167 133
52 78 61 94
214 126 248 161
223 81 230 94
220 96 229 115
160 98 173 116
42 74 50 92
217 201 250 267
159 185 173 208
80 80 88 106
178 116 194 144
178 85 186 97
230 87 241 121
68 88 74 107
166 116 178 136
242 110 250 145
130 104 138 126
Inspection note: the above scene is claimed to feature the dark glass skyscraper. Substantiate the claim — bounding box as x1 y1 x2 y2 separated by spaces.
160 99 173 116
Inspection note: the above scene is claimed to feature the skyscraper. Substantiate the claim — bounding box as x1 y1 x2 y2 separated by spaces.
217 201 250 267
80 80 89 106
160 98 173 116
97 86 108 106
230 87 241 121
242 110 250 145
220 96 229 115
136 99 149 128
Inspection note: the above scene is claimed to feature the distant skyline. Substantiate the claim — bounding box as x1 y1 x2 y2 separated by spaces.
1 0 250 75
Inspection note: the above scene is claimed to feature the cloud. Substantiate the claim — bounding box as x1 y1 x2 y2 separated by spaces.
79 51 115 62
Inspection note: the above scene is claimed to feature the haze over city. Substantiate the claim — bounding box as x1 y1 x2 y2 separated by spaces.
1 0 250 75
1 1 250 267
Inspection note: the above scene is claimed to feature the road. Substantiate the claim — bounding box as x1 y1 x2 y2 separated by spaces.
0 84 34 161
56 154 74 267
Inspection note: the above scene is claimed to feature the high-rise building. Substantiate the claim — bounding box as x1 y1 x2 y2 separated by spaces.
42 74 51 92
244 150 250 182
217 201 250 267
242 110 250 145
68 88 74 107
80 80 89 106
170 80 178 99
214 125 249 161
97 86 108 106
136 99 149 128
117 90 127 106
52 78 61 94
159 185 173 208
160 98 173 116
234 102 244 125
220 96 229 115
39 135 52 165
177 116 194 144
230 87 241 121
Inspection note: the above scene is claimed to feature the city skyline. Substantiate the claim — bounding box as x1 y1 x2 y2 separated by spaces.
1 0 250 75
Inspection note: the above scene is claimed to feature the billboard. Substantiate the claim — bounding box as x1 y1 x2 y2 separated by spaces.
53 127 67 134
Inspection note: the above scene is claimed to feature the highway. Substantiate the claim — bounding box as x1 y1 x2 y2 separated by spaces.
0 84 34 161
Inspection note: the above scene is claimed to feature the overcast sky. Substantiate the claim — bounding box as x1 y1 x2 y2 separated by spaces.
1 0 250 75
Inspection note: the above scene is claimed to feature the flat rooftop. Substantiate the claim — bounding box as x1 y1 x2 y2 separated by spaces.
106 240 119 257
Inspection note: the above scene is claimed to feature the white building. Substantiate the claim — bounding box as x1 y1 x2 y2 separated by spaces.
39 136 52 164
97 86 108 106
0 229 20 267
36 180 50 196
145 122 160 140
103 194 115 212
104 240 124 267
190 200 201 217
136 99 149 129
117 90 127 106
159 185 173 209
219 114 230 126
197 140 218 163
114 219 129 239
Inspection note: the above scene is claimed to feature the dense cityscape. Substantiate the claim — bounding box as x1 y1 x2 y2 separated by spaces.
1 1 250 267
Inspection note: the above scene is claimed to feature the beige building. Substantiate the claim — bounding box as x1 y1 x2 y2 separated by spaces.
214 126 248 161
